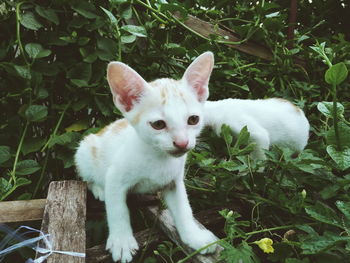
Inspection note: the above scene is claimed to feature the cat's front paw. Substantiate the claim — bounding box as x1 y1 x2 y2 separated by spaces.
182 229 218 254
106 234 139 262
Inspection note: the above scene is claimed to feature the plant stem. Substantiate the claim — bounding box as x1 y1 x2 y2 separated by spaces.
115 19 122 61
246 224 306 236
185 184 215 192
177 238 227 263
33 148 50 198
41 102 71 152
135 0 168 23
332 84 341 150
16 2 29 65
9 121 29 185
1 185 18 201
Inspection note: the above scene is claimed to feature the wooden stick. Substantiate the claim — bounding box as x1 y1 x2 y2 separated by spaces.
146 206 223 263
0 199 46 223
35 181 87 263
173 12 273 61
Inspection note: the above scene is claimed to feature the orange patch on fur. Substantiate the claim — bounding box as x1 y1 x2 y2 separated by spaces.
131 111 142 125
112 119 129 132
160 87 168 105
273 98 302 113
96 119 129 136
91 146 97 159
96 126 109 136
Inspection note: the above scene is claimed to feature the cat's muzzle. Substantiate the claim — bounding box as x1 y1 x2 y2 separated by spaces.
168 148 189 157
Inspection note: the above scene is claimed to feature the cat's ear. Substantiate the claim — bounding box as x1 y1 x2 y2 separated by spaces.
107 62 148 112
182 52 214 102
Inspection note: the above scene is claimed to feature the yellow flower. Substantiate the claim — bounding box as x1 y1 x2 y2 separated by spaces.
253 238 274 253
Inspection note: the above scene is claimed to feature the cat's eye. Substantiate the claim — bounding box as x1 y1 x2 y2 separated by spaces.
187 115 199 125
150 120 166 130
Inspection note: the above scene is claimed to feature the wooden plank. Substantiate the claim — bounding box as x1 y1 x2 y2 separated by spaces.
174 13 273 61
35 180 87 263
0 199 46 223
86 228 160 263
146 206 223 263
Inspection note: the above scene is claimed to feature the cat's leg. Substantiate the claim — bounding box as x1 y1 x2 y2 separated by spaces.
247 124 270 161
162 178 218 254
104 168 138 263
88 183 105 201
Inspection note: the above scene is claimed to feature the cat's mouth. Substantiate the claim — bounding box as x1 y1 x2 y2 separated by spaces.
167 149 189 157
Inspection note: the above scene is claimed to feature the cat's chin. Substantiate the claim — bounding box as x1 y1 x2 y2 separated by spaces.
167 149 188 158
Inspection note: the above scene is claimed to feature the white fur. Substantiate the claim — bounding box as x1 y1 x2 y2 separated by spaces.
75 52 217 262
204 98 310 160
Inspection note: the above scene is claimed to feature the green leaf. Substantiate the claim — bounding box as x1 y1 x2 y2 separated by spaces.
24 105 48 122
16 160 41 176
21 138 46 155
0 178 12 196
326 145 350 170
317 102 344 118
325 62 348 85
335 200 350 221
285 258 310 263
16 177 32 187
219 241 260 263
305 201 342 227
160 3 188 19
65 121 89 132
120 5 132 19
265 11 280 18
110 0 129 4
95 97 113 116
67 62 91 87
25 43 51 59
326 122 350 147
164 43 187 56
220 124 233 147
234 126 250 149
35 6 59 25
100 6 118 24
20 12 43 30
48 132 81 148
25 43 42 58
14 65 31 79
57 149 75 168
96 38 118 61
121 25 147 37
0 146 11 164
72 2 98 19
121 35 136 44
301 231 350 254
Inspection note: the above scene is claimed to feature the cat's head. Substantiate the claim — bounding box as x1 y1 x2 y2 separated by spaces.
107 52 214 157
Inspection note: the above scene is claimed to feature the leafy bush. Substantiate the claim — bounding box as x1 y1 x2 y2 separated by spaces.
1 0 350 262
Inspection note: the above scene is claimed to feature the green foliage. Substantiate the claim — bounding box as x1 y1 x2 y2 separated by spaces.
1 0 350 262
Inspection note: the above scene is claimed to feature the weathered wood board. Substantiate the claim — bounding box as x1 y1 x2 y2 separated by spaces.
0 199 46 223
35 180 87 263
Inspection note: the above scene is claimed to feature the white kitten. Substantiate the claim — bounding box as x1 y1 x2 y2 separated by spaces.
204 98 310 160
75 52 217 262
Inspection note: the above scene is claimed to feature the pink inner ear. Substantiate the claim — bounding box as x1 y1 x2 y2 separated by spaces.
192 81 207 100
183 52 213 102
117 89 139 112
185 71 210 102
108 62 146 112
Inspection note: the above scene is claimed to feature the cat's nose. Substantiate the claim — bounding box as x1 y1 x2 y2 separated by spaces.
173 140 189 150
